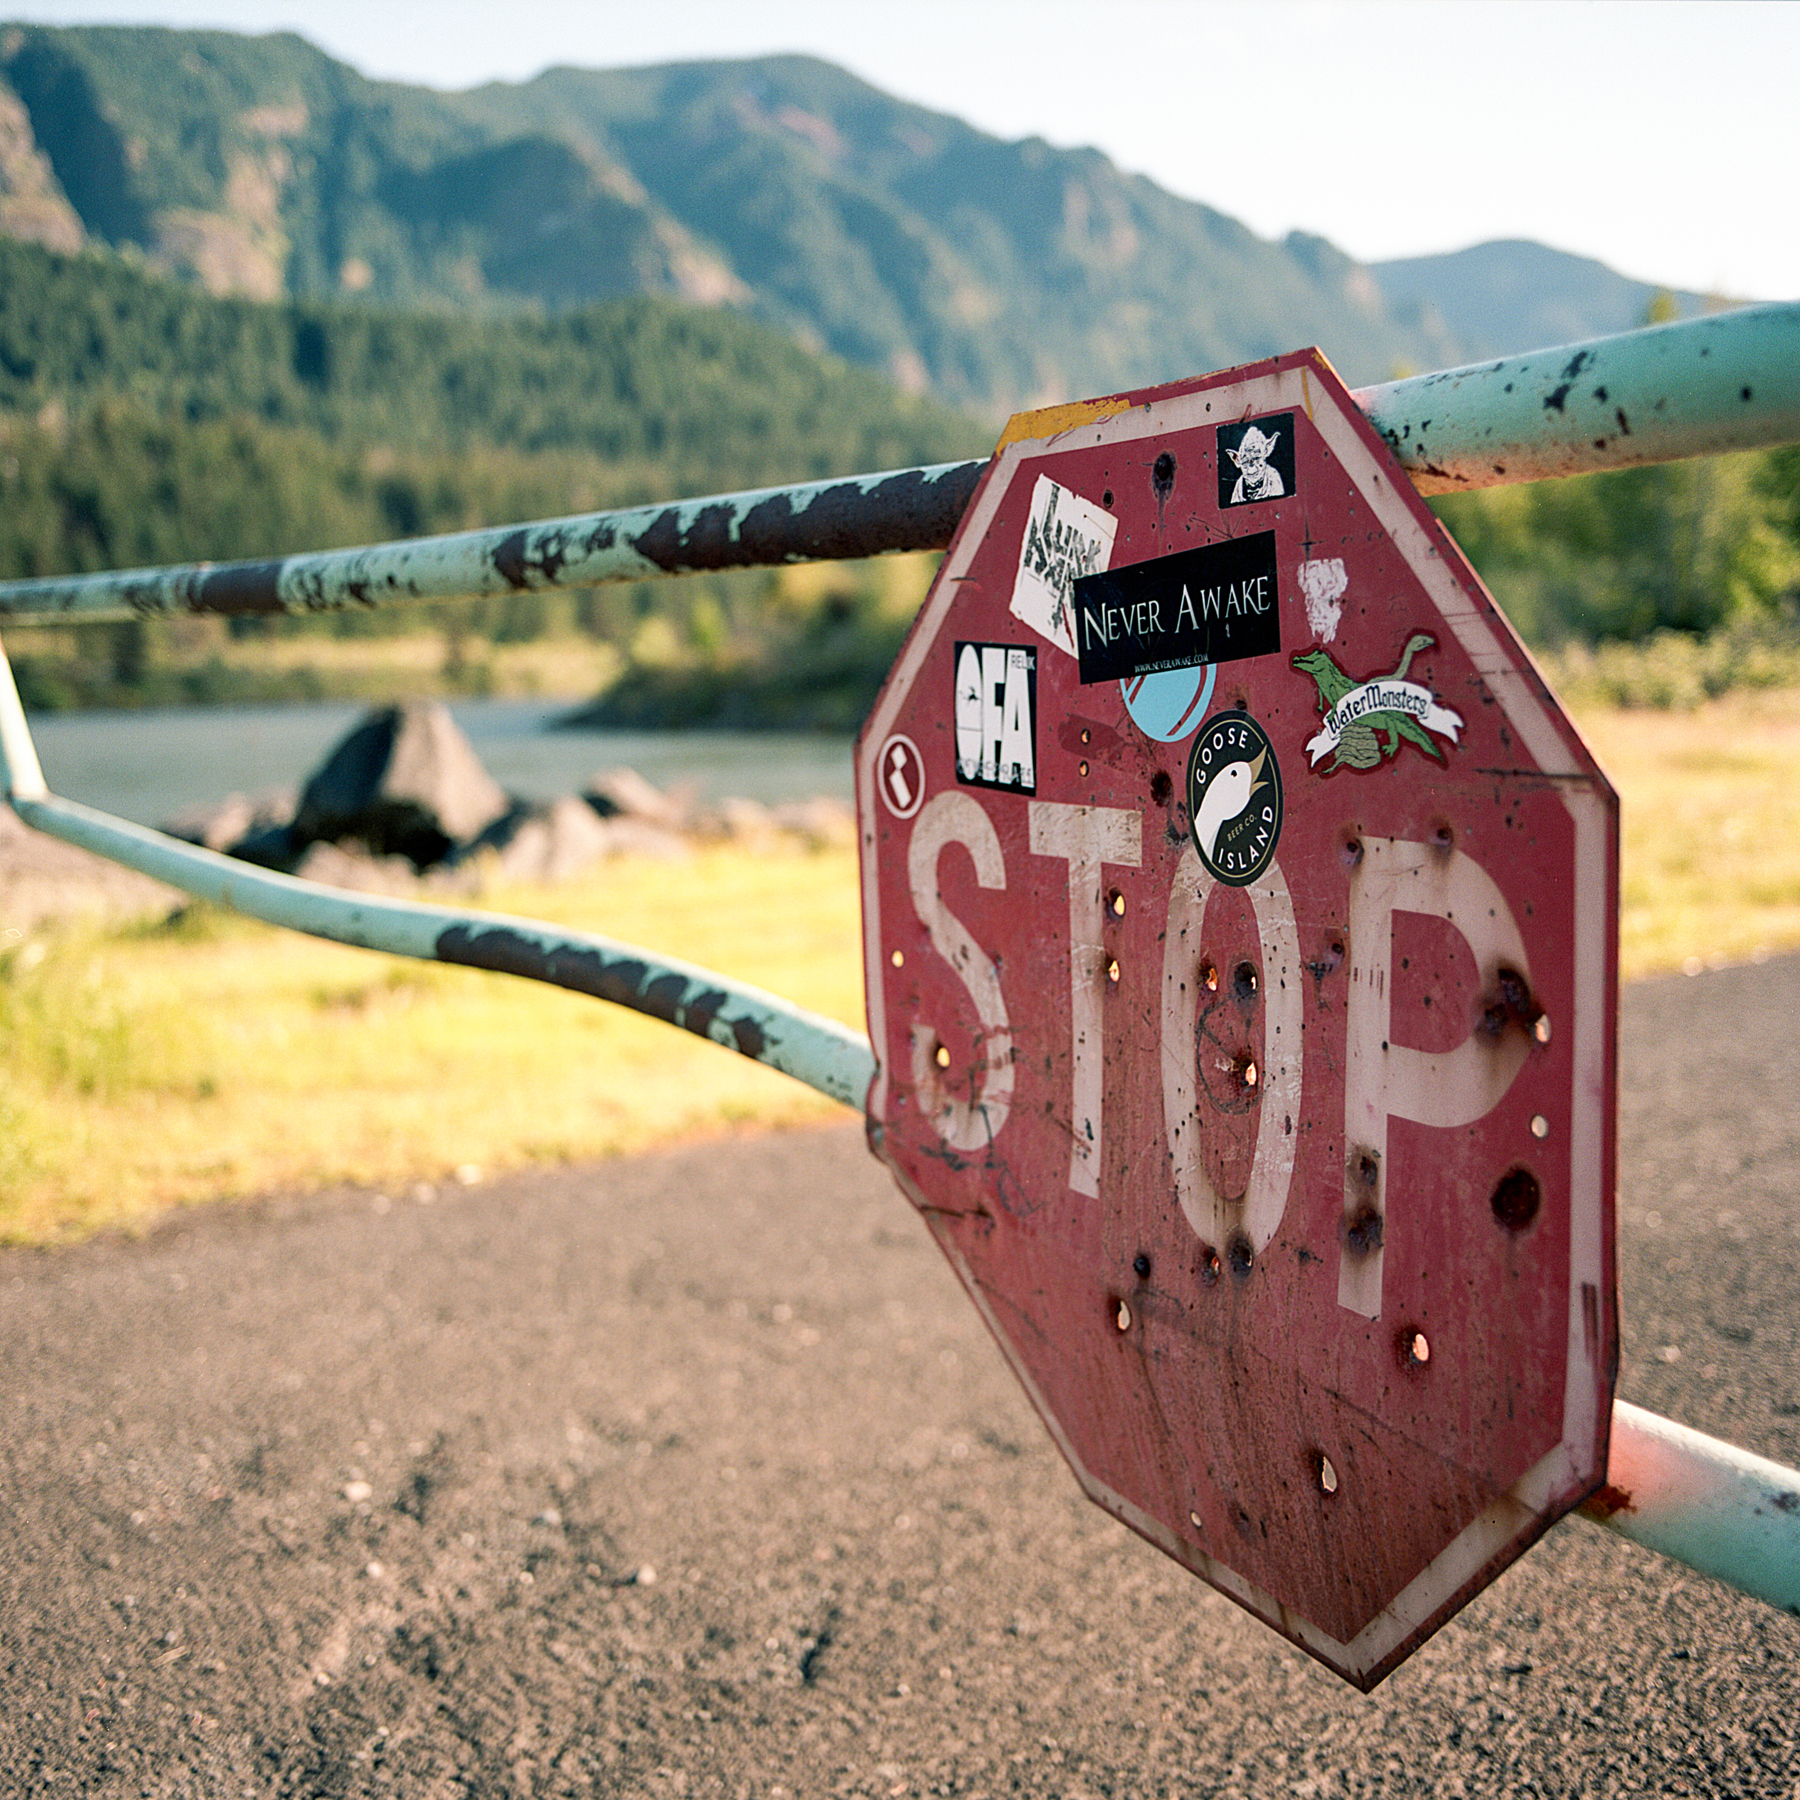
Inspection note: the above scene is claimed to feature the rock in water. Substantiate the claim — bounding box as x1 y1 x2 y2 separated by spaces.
292 703 510 868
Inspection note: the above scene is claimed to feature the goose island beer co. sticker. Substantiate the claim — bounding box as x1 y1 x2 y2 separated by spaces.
1186 709 1282 885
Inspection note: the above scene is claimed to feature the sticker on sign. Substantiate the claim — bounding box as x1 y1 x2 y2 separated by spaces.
855 350 1618 1690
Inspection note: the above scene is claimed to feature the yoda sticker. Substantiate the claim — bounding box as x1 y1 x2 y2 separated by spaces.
1217 413 1296 508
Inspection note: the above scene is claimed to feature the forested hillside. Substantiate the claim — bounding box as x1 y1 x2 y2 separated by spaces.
0 232 983 715
0 21 1456 409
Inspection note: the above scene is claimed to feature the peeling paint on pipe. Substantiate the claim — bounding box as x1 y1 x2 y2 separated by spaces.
1580 1399 1800 1615
0 459 986 623
1354 302 1800 493
5 784 878 1109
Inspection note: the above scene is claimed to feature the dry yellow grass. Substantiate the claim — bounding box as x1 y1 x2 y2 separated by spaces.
3 687 1796 1244
1575 688 1800 979
0 843 863 1243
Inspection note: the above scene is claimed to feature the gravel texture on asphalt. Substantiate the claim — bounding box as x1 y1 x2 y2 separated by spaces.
2 957 1798 1797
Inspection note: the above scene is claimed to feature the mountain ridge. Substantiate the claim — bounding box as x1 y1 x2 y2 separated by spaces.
0 22 1736 416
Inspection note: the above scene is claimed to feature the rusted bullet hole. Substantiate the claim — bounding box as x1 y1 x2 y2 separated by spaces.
1350 1148 1380 1191
1102 489 1115 509
1232 960 1259 1004
1317 1453 1340 1496
1430 823 1454 851
1080 728 1091 745
1150 769 1173 804
1480 966 1541 1041
1109 889 1126 917
934 1043 951 1069
1241 1058 1259 1090
1133 1252 1152 1279
1152 451 1176 498
1533 1014 1553 1045
1106 958 1121 984
1079 760 1090 777
1342 836 1364 869
1113 1296 1132 1331
1491 1166 1541 1231
1496 967 1531 1016
1226 1233 1254 1280
1342 1205 1384 1257
1198 1245 1221 1287
1403 1329 1431 1368
1201 959 1219 992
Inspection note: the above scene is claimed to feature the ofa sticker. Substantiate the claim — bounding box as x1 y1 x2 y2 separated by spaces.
954 642 1037 793
1292 632 1465 773
1010 476 1118 657
1217 414 1295 508
1186 710 1282 887
1071 531 1279 687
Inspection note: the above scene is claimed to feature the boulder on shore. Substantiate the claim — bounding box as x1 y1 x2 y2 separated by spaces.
582 766 692 830
291 703 510 869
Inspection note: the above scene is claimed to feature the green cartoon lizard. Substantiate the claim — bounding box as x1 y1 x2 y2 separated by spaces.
1292 632 1459 772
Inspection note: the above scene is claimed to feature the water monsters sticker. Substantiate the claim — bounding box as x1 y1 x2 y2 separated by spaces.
1292 633 1466 773
1009 476 1118 658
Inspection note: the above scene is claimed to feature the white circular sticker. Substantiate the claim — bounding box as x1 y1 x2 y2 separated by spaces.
877 733 926 819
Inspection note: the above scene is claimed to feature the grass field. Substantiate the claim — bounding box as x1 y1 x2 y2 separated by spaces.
2 688 1797 1244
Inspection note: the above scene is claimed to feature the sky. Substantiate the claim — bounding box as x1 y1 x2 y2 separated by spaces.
7 0 1798 302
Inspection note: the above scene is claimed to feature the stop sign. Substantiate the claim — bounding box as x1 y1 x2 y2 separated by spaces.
854 351 1618 1689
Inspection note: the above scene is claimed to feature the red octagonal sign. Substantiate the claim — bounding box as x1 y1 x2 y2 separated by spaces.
855 352 1618 1689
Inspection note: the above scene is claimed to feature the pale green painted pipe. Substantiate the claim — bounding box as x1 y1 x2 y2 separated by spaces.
0 305 1793 623
1580 1400 1800 1615
1355 301 1800 494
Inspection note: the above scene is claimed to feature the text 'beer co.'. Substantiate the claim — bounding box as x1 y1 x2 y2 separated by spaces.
855 354 1619 1689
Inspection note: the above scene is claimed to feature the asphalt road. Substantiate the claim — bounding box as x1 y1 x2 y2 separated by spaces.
3 955 1798 1797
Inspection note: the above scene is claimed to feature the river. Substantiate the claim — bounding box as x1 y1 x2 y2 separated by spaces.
26 699 855 828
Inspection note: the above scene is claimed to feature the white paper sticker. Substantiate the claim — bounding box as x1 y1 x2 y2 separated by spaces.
1298 556 1348 643
1010 475 1118 658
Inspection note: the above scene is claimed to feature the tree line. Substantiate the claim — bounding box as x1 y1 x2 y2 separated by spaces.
0 234 1794 720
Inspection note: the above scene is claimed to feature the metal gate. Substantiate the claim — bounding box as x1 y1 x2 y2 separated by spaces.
2 303 1798 1668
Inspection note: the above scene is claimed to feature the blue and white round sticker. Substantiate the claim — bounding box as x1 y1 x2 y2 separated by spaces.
1119 663 1216 743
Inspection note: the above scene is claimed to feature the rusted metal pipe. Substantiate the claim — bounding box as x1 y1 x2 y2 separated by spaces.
0 460 986 623
0 305 1792 624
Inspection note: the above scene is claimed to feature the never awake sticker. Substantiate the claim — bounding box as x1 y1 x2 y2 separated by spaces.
1292 632 1464 772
